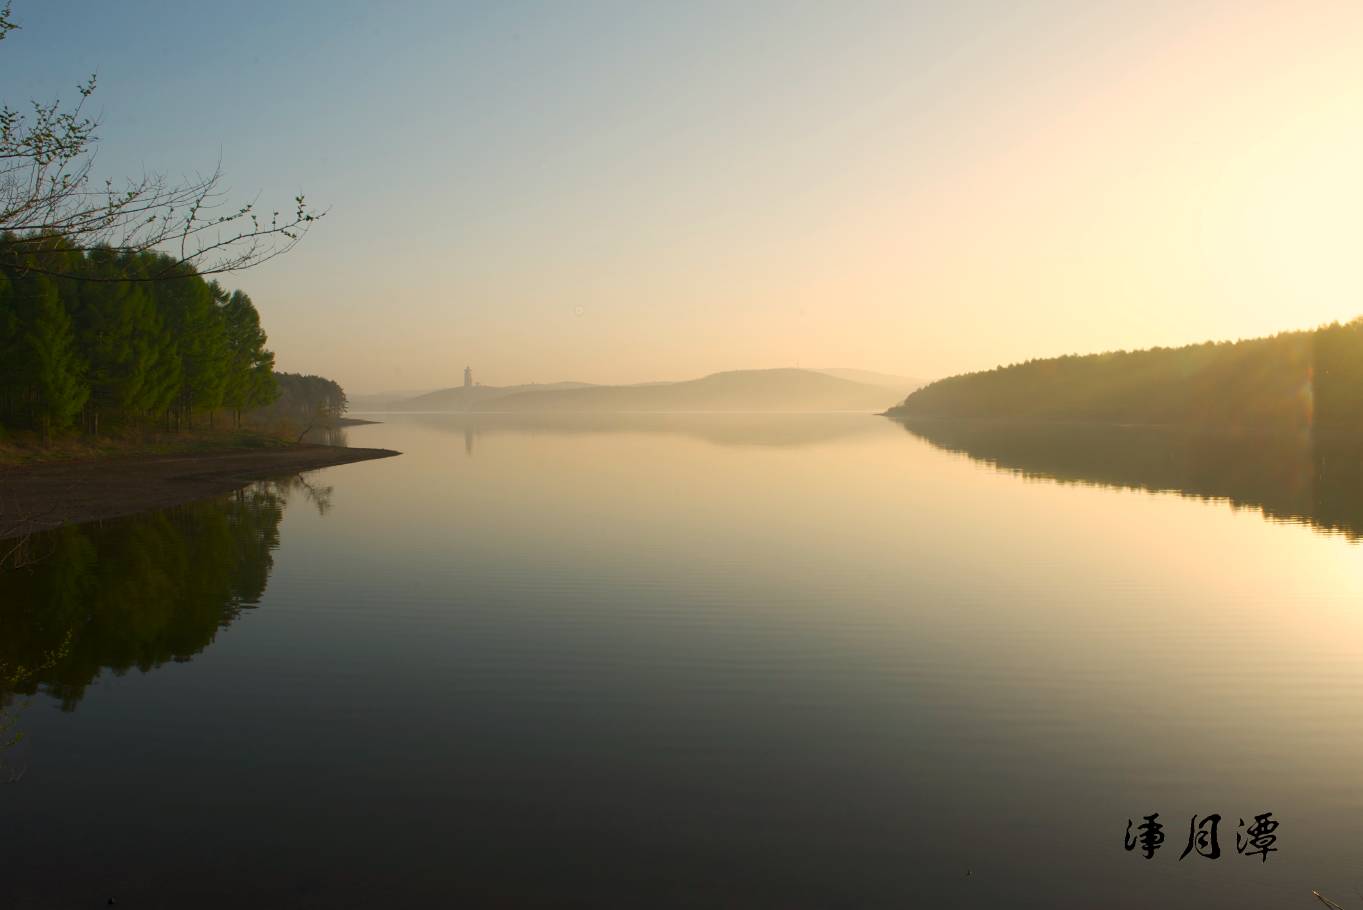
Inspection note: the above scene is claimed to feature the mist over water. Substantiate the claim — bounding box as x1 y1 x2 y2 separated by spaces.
3 414 1361 907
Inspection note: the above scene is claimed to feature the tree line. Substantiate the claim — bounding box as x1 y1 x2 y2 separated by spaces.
0 235 278 436
254 373 349 428
889 319 1363 434
0 2 328 441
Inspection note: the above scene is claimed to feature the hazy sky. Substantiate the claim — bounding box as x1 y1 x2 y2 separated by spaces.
4 1 1362 392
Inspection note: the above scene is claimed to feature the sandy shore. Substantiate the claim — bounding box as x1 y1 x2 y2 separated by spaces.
0 444 400 540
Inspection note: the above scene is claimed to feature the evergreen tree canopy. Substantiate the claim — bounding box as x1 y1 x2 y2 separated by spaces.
0 236 288 435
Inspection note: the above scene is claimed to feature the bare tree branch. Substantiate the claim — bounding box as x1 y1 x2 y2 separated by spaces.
0 2 324 280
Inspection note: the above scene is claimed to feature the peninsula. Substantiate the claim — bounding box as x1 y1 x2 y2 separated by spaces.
0 444 399 541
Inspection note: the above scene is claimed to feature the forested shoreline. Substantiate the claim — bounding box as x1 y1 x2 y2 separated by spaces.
257 373 348 430
889 320 1363 433
0 235 277 436
0 235 347 442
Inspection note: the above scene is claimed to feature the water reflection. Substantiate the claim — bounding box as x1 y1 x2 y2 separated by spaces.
0 481 295 714
384 410 884 451
895 418 1363 540
5 414 1363 905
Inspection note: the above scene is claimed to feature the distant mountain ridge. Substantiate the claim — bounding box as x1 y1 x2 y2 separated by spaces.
813 369 920 395
369 369 907 413
392 381 596 412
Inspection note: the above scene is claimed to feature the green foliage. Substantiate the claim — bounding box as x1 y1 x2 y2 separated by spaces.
0 483 286 711
0 236 297 437
72 250 164 415
0 269 18 399
253 372 347 426
15 271 87 433
892 322 1363 434
1312 319 1363 433
221 290 277 421
0 2 322 438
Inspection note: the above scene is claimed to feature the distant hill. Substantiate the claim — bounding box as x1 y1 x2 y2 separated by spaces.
815 369 922 396
887 320 1363 432
385 381 596 412
380 369 901 413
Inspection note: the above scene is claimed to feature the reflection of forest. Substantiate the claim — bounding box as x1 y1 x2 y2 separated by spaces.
0 481 294 713
896 419 1363 540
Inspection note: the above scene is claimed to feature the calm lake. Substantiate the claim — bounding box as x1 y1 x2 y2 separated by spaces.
3 413 1362 908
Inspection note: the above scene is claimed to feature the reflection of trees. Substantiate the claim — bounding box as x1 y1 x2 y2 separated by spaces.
896 419 1363 540
287 473 334 516
0 482 288 713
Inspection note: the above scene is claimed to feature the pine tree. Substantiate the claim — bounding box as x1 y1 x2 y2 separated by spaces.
0 270 18 428
0 242 294 439
221 290 276 427
148 262 229 429
71 251 164 432
19 275 88 437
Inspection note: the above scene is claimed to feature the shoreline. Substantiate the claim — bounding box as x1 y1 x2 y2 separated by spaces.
880 411 1354 437
0 444 400 541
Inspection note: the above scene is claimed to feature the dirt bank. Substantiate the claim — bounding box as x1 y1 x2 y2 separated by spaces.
0 445 399 540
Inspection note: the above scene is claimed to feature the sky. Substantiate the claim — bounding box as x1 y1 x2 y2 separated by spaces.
3 1 1363 393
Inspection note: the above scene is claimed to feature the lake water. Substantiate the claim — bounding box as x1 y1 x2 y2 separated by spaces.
3 413 1362 908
